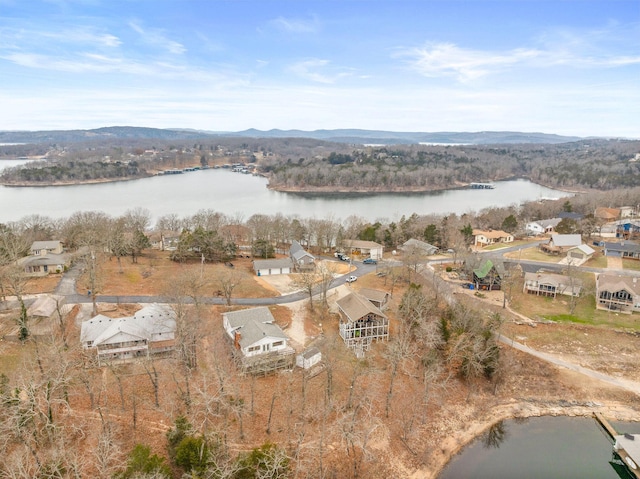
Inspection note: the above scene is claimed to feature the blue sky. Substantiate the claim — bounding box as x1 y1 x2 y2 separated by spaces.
0 0 638 137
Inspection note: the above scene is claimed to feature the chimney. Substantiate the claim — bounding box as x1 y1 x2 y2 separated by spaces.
234 331 241 350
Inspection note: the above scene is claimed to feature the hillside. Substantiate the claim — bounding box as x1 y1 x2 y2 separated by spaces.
0 126 585 146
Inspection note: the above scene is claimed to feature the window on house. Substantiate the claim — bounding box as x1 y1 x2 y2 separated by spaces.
248 346 260 352
272 341 283 347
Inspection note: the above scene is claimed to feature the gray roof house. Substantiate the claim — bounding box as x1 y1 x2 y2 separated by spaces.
596 274 640 313
603 241 640 259
223 307 294 373
80 304 176 363
540 234 582 255
523 272 583 298
400 238 438 256
18 242 69 276
289 240 315 270
358 287 391 310
253 257 294 276
30 240 64 255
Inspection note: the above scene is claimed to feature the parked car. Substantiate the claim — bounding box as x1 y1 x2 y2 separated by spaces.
335 252 349 261
363 258 377 264
346 275 357 283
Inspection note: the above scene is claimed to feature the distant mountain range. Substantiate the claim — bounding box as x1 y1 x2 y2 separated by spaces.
0 126 585 145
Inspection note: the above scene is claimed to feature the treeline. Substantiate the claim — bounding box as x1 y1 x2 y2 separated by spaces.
263 139 640 191
2 136 638 189
2 186 639 266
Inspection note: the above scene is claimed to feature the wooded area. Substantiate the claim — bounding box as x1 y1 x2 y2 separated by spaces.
2 137 639 191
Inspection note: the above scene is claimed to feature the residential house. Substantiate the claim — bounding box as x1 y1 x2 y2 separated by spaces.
616 221 640 240
619 206 636 218
30 240 64 255
525 218 562 236
253 257 293 276
523 272 582 298
566 244 595 265
596 274 640 313
540 234 582 255
557 211 584 221
400 238 438 256
343 240 384 260
18 240 69 276
595 207 621 222
472 229 514 248
222 307 294 373
80 304 176 363
289 240 315 271
471 259 504 291
336 291 389 357
358 287 391 310
603 241 640 260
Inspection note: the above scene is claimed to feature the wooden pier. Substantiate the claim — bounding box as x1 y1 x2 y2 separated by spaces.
469 182 495 189
594 412 640 478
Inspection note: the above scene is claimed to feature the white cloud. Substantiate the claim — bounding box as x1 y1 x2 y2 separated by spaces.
288 59 352 84
269 15 320 34
399 42 541 81
129 21 186 55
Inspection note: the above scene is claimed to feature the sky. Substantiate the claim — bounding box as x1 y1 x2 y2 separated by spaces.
0 0 638 137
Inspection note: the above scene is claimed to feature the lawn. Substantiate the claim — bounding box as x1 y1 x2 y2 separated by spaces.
507 273 640 331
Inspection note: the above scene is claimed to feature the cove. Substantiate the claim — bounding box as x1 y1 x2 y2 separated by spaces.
438 416 637 479
0 168 572 223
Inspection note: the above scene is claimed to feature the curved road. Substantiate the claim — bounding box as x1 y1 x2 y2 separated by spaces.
54 257 378 306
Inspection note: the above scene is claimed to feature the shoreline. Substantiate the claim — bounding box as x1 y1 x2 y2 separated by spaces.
425 400 640 479
0 170 587 196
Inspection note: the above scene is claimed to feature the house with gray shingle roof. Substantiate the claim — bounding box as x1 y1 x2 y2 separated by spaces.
80 304 176 363
596 273 640 313
400 238 438 256
523 272 582 298
289 240 315 271
540 234 582 255
223 307 290 358
603 241 640 259
17 240 69 276
253 257 293 276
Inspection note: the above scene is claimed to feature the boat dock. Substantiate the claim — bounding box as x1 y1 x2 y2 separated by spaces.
469 182 495 189
594 412 640 478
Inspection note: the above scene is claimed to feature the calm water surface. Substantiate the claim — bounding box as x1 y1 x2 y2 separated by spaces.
0 168 572 223
439 416 637 479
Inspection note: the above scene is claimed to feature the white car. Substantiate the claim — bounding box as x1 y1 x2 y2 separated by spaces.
346 275 357 283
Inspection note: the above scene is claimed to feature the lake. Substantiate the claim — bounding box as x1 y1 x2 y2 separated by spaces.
0 166 572 224
438 416 637 479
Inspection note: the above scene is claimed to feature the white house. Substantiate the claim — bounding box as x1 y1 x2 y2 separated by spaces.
525 218 562 236
80 304 176 363
223 307 290 358
343 240 384 260
30 240 64 255
252 258 293 276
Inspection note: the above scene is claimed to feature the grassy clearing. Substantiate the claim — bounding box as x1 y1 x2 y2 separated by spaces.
623 258 640 271
508 273 640 331
503 246 563 263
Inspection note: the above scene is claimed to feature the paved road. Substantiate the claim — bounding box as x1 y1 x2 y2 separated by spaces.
58 257 377 305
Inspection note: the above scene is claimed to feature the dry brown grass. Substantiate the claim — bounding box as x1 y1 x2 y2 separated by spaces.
76 250 279 298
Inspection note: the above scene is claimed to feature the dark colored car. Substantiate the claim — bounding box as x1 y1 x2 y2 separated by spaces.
363 258 377 264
